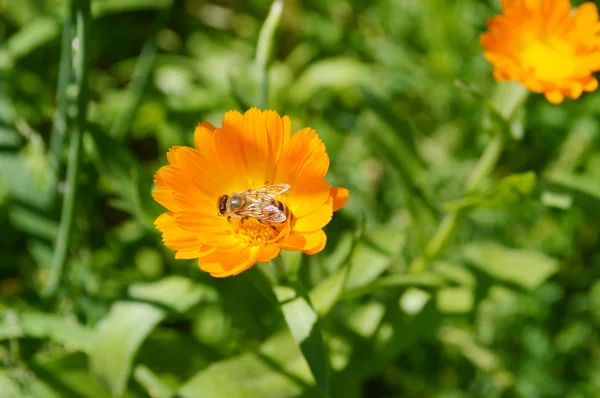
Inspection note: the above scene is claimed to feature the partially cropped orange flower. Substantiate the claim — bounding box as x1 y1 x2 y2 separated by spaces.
152 108 349 277
480 0 600 104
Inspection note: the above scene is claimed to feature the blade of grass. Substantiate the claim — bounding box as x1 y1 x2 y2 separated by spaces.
110 3 172 141
46 20 73 206
371 135 429 256
43 0 91 298
360 86 422 163
254 0 284 108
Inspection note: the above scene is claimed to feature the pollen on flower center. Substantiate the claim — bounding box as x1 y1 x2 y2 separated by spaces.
519 39 575 81
230 218 284 245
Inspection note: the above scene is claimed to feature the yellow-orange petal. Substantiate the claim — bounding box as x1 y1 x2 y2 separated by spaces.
200 245 262 277
163 146 223 194
481 0 600 103
287 179 331 219
259 244 281 262
293 197 333 233
217 108 290 191
240 108 271 187
583 77 599 92
213 127 251 192
330 187 349 212
545 90 564 104
303 229 327 255
277 231 306 251
276 128 329 184
274 128 331 217
193 121 217 151
264 110 290 180
278 229 326 253
154 166 214 210
155 212 205 255
175 248 210 260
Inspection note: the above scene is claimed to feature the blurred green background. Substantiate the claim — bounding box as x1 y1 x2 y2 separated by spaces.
2 0 600 397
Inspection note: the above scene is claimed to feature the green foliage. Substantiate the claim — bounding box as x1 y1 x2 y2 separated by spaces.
2 0 600 397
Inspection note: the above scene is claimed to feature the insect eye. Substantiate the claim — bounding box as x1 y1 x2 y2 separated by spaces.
218 195 228 215
230 196 242 208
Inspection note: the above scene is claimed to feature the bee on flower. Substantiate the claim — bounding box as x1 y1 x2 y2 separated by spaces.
480 0 600 104
152 108 349 277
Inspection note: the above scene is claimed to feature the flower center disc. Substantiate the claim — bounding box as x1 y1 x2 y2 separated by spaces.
519 38 575 81
230 217 287 245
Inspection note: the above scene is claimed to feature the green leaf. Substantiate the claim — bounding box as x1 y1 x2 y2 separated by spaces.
133 365 173 398
6 18 60 60
344 226 406 289
541 172 600 218
439 326 501 372
128 275 218 313
309 267 348 317
275 283 329 396
91 277 209 396
432 261 476 286
177 331 315 398
9 205 58 241
444 171 537 211
463 241 559 290
0 312 93 351
91 0 172 18
342 273 445 301
0 151 51 209
0 372 21 398
399 287 433 315
345 301 386 338
15 352 130 398
289 57 373 104
436 287 474 313
90 302 164 397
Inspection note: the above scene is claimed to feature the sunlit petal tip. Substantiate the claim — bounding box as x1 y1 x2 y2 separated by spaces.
545 90 564 104
330 187 350 212
481 0 600 103
153 108 348 277
302 230 327 255
194 121 217 150
583 78 599 92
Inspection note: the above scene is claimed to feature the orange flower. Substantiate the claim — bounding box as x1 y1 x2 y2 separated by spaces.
152 108 349 277
480 0 600 104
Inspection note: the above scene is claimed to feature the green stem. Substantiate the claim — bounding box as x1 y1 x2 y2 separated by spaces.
43 0 91 298
255 0 283 108
408 83 528 274
464 133 504 194
410 133 505 274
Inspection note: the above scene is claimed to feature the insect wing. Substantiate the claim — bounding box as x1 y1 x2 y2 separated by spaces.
259 204 287 223
249 183 290 199
235 200 287 223
234 201 267 220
